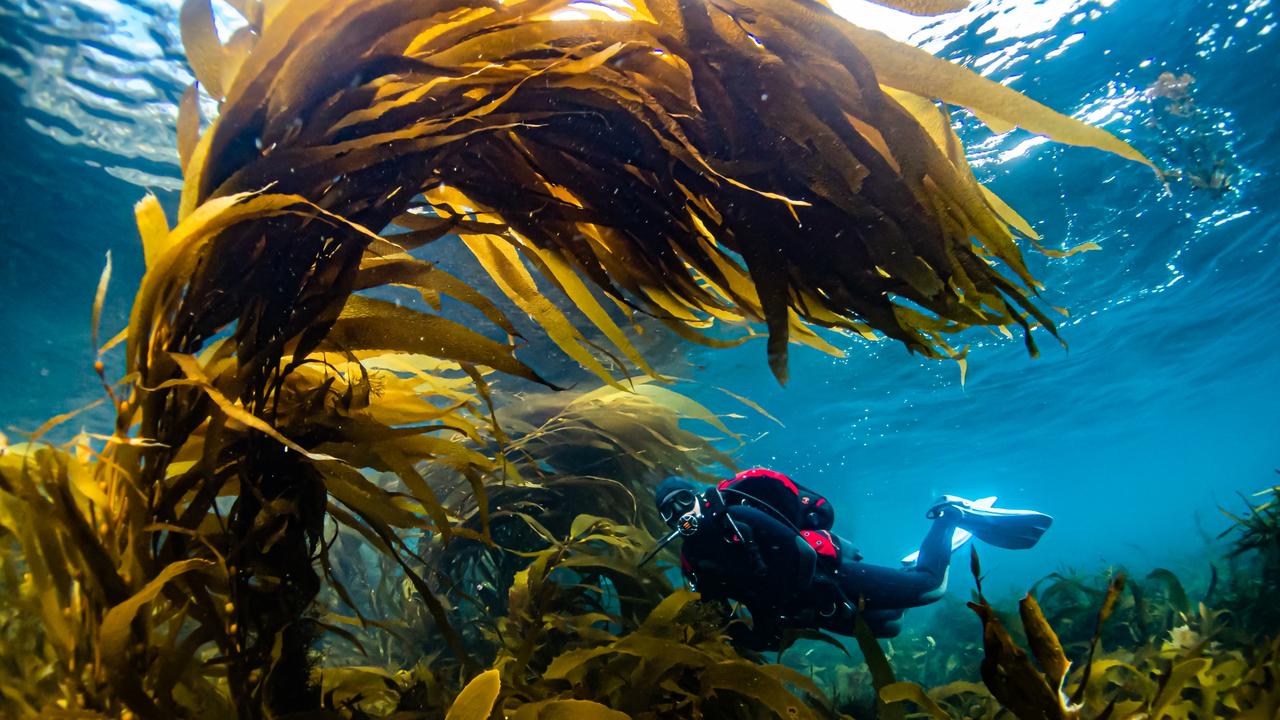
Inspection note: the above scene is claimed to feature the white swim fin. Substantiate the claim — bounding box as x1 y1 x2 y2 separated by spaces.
901 496 996 566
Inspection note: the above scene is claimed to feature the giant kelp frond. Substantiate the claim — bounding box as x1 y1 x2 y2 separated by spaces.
0 188 558 714
178 0 1152 384
498 379 738 486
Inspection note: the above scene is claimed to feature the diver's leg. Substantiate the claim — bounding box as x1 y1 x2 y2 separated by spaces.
834 515 960 610
836 559 948 609
909 508 962 581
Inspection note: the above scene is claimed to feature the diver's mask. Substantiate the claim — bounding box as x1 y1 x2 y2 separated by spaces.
659 488 702 533
640 489 704 569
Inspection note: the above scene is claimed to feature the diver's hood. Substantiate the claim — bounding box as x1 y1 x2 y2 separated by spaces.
655 477 703 509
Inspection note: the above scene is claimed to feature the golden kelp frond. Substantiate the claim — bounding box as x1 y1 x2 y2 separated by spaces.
281 374 744 696
0 531 65 714
499 379 738 485
0 438 236 718
413 381 740 660
176 0 1152 383
308 516 844 718
478 516 841 719
861 0 969 16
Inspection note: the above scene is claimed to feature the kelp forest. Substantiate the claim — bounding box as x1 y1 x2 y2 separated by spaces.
0 0 1275 718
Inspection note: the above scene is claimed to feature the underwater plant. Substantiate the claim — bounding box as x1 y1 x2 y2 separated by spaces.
1215 478 1280 639
0 0 1161 717
877 552 1280 720
175 0 1154 384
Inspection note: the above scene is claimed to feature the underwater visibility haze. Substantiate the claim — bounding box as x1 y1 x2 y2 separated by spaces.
1 0 1278 717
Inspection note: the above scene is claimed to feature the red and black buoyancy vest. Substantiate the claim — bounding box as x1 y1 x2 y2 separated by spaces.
716 468 839 564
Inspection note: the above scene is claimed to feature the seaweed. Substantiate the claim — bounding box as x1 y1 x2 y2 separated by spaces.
175 0 1152 385
878 553 1280 720
1215 478 1280 639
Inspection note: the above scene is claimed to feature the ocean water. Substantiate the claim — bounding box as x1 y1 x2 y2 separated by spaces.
1 0 1278 607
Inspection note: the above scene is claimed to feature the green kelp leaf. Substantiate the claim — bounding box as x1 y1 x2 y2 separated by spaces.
1019 593 1069 689
701 660 818 720
177 83 201 173
1151 657 1212 719
853 610 907 720
171 353 340 462
91 250 112 351
880 682 952 720
512 699 631 720
524 243 662 380
134 194 170 271
638 588 701 635
968 598 1063 720
865 0 968 16
446 668 501 720
459 231 624 389
837 23 1155 168
716 387 784 427
100 560 213 690
543 645 625 682
316 462 421 531
355 256 520 338
325 295 555 388
219 25 257 95
1147 568 1191 615
179 0 228 99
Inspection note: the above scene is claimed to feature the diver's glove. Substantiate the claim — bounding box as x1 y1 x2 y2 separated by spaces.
805 575 855 624
927 495 1053 550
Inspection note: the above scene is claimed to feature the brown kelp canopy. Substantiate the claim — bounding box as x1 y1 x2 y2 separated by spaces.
177 0 1152 385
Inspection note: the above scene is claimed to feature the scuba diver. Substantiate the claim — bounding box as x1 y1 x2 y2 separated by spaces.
646 468 1052 649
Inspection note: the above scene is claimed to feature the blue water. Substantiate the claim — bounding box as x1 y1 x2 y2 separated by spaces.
2 0 1278 600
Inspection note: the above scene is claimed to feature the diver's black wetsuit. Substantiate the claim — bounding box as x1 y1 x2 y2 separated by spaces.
666 470 959 648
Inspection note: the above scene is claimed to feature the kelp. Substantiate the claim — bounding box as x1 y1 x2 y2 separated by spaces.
310 380 738 672
176 0 1152 384
312 514 846 719
0 0 1161 716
